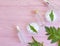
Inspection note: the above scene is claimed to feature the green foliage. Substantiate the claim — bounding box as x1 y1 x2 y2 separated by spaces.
28 36 43 46
49 10 54 21
45 26 60 46
29 24 37 33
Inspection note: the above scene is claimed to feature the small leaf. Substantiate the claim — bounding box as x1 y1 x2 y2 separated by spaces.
45 26 51 35
51 38 58 43
52 27 57 34
49 27 54 34
48 35 54 40
49 10 54 21
54 35 60 40
28 36 43 46
29 24 37 33
50 27 56 34
45 26 53 35
57 28 60 35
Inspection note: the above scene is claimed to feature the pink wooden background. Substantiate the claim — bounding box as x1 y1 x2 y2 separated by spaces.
0 0 60 46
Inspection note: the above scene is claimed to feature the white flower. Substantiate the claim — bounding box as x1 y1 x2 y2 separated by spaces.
45 10 57 22
27 22 39 34
44 0 49 3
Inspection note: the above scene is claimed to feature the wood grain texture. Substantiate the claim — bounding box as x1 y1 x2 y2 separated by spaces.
0 0 60 46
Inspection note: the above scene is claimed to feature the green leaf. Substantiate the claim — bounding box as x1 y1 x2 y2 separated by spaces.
45 26 60 46
49 10 54 21
29 24 37 33
52 27 57 34
28 36 43 46
57 28 60 35
45 26 54 35
50 27 56 34
48 35 54 40
58 41 60 46
45 26 51 35
51 38 58 43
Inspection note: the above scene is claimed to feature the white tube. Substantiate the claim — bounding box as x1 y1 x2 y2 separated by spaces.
16 26 27 43
34 10 45 26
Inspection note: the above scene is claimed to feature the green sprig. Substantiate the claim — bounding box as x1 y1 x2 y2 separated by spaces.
28 36 43 46
45 26 60 46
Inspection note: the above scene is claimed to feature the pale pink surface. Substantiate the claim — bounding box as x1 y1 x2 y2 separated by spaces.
0 0 60 46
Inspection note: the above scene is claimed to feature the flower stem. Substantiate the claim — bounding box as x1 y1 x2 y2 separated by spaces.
58 41 60 46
